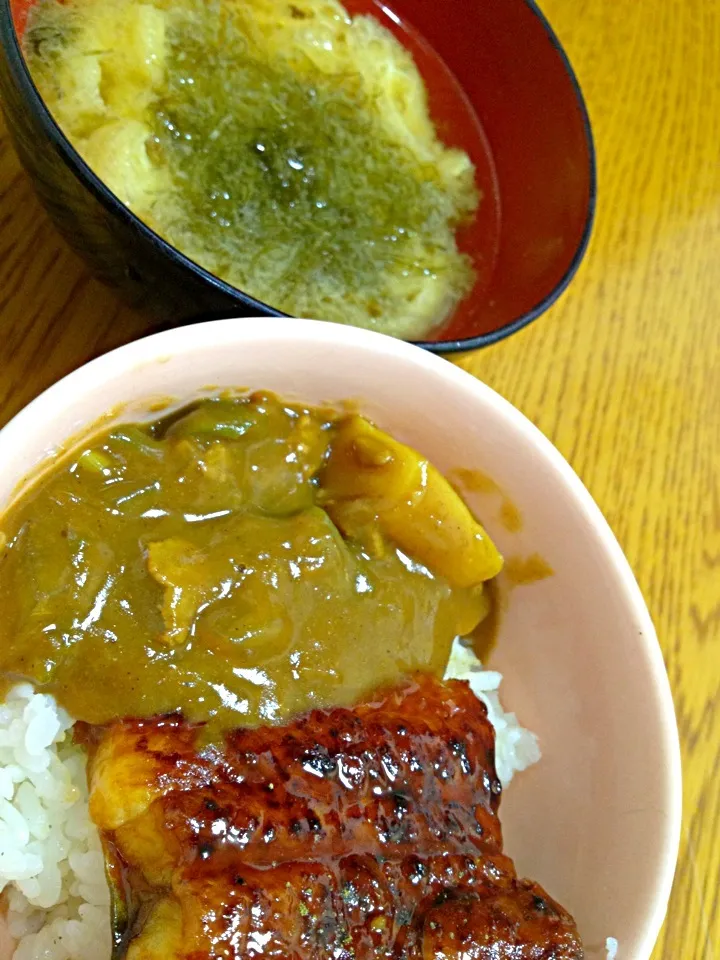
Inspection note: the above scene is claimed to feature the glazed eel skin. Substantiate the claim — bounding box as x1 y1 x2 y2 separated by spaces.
87 676 584 959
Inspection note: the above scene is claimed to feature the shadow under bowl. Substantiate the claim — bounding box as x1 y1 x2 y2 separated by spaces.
0 0 595 352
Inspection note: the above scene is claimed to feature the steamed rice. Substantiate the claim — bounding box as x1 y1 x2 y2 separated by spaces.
445 638 541 787
0 646 539 959
0 685 109 960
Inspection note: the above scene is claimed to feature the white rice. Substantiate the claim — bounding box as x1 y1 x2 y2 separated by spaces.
0 685 110 960
445 637 541 787
0 647 541 959
446 643 617 959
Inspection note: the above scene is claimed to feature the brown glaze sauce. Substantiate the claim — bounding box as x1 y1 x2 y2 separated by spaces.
87 676 583 958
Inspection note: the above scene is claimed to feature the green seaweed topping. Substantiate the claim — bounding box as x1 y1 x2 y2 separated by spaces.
149 0 477 330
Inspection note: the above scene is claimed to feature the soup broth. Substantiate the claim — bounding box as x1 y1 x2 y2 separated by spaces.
23 0 481 338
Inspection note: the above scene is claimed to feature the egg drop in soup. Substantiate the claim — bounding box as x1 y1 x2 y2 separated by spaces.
22 0 482 338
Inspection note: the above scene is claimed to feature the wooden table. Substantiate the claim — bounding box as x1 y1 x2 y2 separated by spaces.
1 0 718 956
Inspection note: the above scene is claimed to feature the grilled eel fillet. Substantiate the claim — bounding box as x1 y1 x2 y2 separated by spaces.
87 675 583 959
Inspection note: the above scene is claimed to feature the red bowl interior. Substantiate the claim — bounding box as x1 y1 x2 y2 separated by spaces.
10 0 593 347
356 0 594 344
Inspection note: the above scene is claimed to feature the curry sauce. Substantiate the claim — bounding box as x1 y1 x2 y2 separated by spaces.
0 394 501 739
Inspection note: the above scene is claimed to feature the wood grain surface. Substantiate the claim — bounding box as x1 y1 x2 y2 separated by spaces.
0 0 719 957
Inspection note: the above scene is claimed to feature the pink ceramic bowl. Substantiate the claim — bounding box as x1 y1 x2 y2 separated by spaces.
0 318 680 958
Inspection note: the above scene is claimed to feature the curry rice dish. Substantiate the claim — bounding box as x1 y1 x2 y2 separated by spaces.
0 393 581 958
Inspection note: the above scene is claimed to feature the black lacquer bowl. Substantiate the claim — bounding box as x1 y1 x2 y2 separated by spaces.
0 0 595 352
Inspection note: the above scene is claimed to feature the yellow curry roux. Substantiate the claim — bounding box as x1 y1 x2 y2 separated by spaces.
0 394 502 739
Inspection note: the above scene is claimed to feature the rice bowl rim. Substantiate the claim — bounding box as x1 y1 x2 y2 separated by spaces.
0 316 682 958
